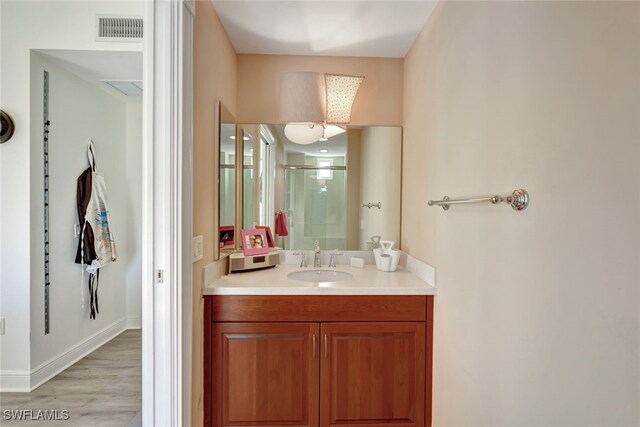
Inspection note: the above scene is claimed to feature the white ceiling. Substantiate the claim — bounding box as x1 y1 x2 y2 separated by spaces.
35 50 143 103
211 1 438 58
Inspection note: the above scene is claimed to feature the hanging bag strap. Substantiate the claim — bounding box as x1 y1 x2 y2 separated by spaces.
87 139 97 172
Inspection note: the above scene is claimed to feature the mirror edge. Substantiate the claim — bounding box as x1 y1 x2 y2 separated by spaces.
214 100 237 261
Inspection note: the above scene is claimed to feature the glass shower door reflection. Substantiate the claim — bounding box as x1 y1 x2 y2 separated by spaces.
283 167 346 251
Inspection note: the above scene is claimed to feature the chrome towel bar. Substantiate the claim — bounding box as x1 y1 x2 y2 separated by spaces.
428 189 529 211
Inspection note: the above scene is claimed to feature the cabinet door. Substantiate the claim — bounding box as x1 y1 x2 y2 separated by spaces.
213 323 320 427
320 322 425 427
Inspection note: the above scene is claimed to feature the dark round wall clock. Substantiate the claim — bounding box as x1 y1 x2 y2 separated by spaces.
1 110 16 144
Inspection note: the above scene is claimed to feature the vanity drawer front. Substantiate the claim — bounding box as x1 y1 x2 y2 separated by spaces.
210 295 427 322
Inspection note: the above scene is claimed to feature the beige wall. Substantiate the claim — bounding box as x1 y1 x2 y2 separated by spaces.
403 2 639 425
192 0 237 424
237 54 403 125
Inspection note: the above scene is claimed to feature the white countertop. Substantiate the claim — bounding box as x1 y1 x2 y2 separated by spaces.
203 264 436 296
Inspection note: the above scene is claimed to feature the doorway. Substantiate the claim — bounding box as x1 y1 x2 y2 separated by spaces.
0 49 143 425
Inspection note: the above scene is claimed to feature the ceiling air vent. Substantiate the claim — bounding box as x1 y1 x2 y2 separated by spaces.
103 81 143 97
96 15 143 42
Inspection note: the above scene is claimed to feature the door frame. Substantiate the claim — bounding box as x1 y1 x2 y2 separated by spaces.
142 0 194 425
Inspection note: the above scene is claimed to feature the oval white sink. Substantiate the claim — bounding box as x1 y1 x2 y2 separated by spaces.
287 269 353 283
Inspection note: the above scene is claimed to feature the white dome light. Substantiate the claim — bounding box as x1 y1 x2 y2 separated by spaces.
284 124 324 145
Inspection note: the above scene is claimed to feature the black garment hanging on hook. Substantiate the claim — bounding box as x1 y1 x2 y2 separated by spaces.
74 141 116 319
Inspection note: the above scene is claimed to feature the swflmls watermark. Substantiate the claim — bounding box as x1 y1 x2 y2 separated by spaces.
3 409 70 421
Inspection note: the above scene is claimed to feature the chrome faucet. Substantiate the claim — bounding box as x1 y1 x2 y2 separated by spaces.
328 250 342 268
293 250 307 268
313 240 322 268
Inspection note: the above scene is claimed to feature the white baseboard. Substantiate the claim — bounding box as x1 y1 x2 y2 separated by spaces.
0 318 127 392
126 316 142 329
0 370 31 392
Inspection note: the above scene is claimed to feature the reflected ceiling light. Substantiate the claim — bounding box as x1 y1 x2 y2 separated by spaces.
319 137 328 142
319 149 329 153
280 72 363 145
284 124 324 145
229 135 236 139
323 125 346 139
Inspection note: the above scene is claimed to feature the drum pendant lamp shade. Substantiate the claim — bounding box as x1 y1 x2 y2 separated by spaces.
280 72 326 124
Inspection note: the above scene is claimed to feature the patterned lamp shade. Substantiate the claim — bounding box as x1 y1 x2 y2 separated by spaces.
324 73 364 124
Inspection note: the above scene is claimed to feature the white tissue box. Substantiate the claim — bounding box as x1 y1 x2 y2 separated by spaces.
350 257 365 268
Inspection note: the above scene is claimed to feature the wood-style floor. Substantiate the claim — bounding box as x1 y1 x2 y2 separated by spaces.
0 329 141 426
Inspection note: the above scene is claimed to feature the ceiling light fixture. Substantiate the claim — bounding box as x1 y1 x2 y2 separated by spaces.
319 149 329 153
280 72 363 145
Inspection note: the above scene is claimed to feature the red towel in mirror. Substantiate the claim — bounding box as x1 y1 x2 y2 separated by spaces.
275 211 288 236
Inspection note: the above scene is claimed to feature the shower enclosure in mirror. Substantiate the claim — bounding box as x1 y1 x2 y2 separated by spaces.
236 124 401 251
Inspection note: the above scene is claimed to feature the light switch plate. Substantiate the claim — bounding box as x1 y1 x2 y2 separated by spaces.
193 235 203 262
0 317 5 335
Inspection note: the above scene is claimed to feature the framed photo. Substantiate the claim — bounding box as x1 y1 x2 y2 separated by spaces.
219 225 235 247
255 225 275 248
241 228 270 256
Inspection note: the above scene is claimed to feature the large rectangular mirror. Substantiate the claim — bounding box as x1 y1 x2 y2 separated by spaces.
238 124 401 251
215 101 237 259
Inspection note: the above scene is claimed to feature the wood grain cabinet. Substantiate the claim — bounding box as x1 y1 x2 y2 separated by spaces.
321 323 425 427
204 296 434 427
213 323 319 427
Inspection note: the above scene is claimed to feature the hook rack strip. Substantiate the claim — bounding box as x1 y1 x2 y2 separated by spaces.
43 70 51 334
428 189 529 211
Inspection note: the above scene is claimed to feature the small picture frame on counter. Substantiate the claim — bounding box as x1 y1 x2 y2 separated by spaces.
219 225 235 247
241 228 270 256
255 225 275 248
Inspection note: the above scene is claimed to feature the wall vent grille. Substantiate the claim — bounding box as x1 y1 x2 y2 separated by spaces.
97 16 143 41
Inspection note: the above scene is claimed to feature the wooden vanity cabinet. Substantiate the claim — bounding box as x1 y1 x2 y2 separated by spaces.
213 323 319 427
204 296 434 427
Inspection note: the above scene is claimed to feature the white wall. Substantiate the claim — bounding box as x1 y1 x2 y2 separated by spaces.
403 2 640 426
360 127 401 248
29 53 142 371
0 0 142 382
126 103 143 328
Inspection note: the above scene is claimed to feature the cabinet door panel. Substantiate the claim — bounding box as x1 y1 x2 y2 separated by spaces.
320 323 425 427
214 323 320 427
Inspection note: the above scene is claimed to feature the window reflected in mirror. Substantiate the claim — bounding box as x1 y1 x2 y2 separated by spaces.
242 129 254 229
